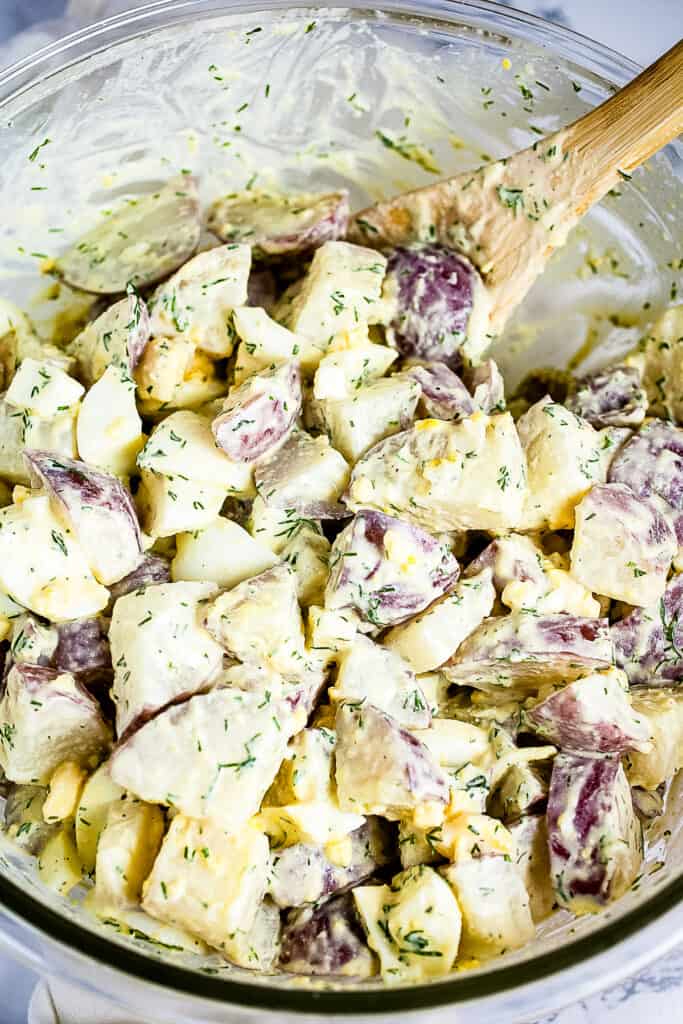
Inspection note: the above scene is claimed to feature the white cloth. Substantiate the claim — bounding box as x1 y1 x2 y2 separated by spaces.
29 976 155 1024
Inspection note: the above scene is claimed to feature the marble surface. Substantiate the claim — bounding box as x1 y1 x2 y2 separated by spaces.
0 0 680 1021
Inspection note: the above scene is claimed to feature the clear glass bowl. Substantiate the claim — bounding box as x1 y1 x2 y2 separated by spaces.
0 3 681 1021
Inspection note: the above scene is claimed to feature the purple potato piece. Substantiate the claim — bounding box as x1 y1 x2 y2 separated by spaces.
547 752 642 911
612 573 683 685
247 268 278 311
253 428 350 519
405 362 475 421
212 361 302 463
325 509 459 630
70 289 150 386
384 244 479 368
608 420 683 544
335 702 449 818
24 450 142 587
55 618 112 687
107 555 171 609
524 668 651 754
443 613 613 692
566 365 647 429
467 359 506 414
571 482 676 606
268 819 392 910
208 189 349 262
279 892 377 977
56 175 200 294
0 663 111 784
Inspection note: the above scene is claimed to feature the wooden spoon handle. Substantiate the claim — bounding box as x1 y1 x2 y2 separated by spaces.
563 38 683 206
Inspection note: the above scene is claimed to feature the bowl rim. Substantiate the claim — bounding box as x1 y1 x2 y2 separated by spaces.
0 0 681 1014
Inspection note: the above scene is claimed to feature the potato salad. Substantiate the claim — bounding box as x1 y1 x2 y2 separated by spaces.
1 174 682 983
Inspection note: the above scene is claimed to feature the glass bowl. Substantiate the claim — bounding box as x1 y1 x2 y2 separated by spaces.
0 2 681 1021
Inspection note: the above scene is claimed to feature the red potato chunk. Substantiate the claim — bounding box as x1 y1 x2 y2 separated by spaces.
107 555 171 609
405 362 475 421
524 667 651 755
467 359 506 415
383 245 484 368
111 688 297 830
109 581 224 738
54 618 112 688
279 892 376 978
566 365 647 429
254 428 350 520
56 175 200 295
571 482 676 606
212 360 301 463
443 612 613 692
0 664 111 784
325 509 459 630
608 420 683 545
612 573 683 685
547 753 642 912
24 450 143 587
346 413 527 533
208 189 349 261
507 815 555 922
335 702 449 819
267 819 391 910
69 288 150 386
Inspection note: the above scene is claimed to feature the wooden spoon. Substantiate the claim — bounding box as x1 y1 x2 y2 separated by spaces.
347 39 683 359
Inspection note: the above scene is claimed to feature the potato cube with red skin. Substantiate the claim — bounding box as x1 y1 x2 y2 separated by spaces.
212 360 302 463
571 482 676 606
608 419 683 546
70 290 150 385
547 753 642 913
524 666 652 755
405 362 475 421
254 428 350 520
443 612 613 693
383 569 495 673
330 635 431 729
24 450 143 587
203 564 306 677
56 175 200 295
267 819 391 910
383 244 486 368
109 580 223 738
325 509 459 631
335 702 449 820
208 188 349 261
149 244 251 358
111 689 297 831
0 664 111 785
612 573 683 685
566 365 647 429
347 413 527 533
279 892 376 978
